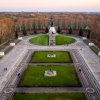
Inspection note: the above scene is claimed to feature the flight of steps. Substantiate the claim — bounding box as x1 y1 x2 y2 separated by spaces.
49 34 56 46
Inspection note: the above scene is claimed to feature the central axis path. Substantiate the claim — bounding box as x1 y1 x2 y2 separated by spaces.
49 34 56 46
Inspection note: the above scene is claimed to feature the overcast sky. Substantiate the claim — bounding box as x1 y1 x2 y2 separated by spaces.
0 0 100 12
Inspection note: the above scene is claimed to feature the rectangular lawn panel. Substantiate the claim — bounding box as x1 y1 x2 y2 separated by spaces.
12 93 86 100
31 51 73 63
18 66 81 87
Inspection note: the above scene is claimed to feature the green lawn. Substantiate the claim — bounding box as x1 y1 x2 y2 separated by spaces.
29 34 75 46
83 40 89 45
90 46 100 55
0 46 14 60
12 93 86 100
30 34 49 45
5 46 14 54
18 66 81 87
83 40 100 55
31 51 73 63
56 35 75 45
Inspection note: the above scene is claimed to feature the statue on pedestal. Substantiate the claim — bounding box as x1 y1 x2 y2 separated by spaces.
49 17 56 34
50 17 54 27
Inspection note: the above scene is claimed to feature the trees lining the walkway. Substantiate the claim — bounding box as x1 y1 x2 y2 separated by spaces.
0 14 100 47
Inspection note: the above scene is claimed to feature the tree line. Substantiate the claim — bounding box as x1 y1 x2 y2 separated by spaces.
0 14 100 47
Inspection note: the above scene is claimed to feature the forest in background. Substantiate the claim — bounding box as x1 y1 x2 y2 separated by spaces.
0 12 100 47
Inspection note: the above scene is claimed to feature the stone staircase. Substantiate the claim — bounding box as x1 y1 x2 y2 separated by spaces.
49 34 56 46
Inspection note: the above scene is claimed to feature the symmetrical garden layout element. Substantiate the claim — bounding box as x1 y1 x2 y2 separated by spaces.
12 93 86 100
31 51 73 63
29 34 75 46
18 66 81 87
49 34 56 46
0 34 100 100
29 35 49 46
56 35 75 45
44 70 57 77
47 54 56 58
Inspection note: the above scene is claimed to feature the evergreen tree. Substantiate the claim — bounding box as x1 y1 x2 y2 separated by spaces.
57 26 61 33
22 25 27 36
34 28 37 34
33 22 36 30
69 27 72 34
15 31 18 39
79 28 83 36
45 27 49 33
33 23 37 34
87 30 91 39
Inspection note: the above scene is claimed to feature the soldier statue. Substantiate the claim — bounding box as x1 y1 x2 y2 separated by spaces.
50 17 54 27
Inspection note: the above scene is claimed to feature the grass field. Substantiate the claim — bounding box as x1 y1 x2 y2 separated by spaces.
31 51 73 63
56 35 75 45
12 93 86 100
29 34 75 46
30 34 49 45
18 66 81 87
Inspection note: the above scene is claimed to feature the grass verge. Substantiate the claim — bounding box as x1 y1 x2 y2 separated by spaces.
83 39 100 55
90 46 100 55
83 40 89 45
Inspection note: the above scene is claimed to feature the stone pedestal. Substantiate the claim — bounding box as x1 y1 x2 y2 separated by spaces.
82 37 87 40
0 52 5 56
49 27 56 34
18 37 22 40
44 71 57 77
10 43 15 46
89 43 94 46
47 54 56 58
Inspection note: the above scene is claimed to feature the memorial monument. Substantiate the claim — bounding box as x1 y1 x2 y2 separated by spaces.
49 17 56 34
44 69 57 77
48 17 57 46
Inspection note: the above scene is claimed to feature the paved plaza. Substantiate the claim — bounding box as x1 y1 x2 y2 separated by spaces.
0 34 100 100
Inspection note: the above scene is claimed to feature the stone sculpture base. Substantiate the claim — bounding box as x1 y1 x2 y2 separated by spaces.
44 71 57 77
49 27 56 34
